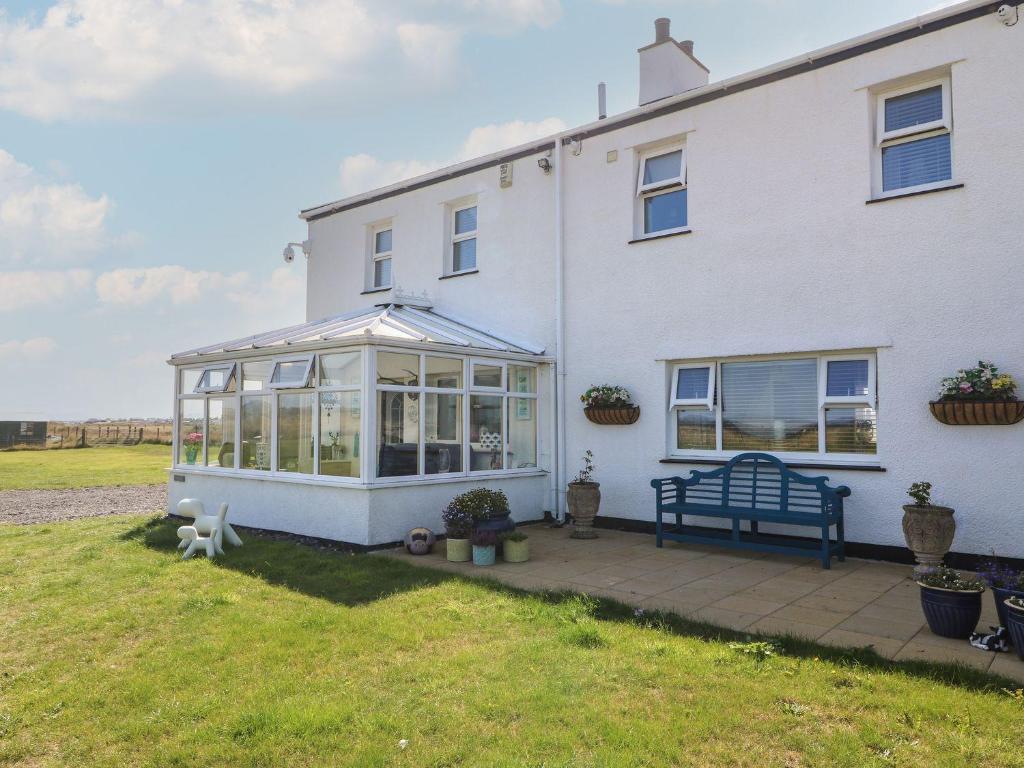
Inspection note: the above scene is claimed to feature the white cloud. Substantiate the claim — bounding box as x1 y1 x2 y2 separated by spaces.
0 336 57 362
0 269 93 311
397 23 462 79
0 150 111 265
338 117 566 195
439 0 561 29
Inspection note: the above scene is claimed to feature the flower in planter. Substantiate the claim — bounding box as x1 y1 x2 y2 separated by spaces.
939 361 1018 402
581 385 633 408
440 502 474 539
445 488 510 525
917 565 985 591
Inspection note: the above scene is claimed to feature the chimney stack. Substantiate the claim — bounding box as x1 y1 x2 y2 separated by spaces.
638 18 710 106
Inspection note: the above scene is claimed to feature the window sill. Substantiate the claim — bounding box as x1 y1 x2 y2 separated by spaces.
866 182 963 205
438 269 479 281
628 229 692 244
168 466 548 488
659 457 886 472
360 286 392 295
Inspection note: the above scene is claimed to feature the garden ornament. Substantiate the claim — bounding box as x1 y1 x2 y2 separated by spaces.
177 525 221 560
176 499 242 551
404 527 436 555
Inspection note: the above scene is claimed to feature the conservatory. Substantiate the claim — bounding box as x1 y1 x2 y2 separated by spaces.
167 302 552 545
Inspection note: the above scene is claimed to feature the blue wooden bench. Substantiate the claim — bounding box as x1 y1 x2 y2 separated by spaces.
650 453 851 569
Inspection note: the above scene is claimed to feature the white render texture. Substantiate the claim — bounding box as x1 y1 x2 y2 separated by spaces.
290 7 1024 555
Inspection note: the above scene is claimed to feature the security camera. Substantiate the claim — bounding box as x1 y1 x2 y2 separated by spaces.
997 4 1019 25
282 245 296 264
537 157 551 173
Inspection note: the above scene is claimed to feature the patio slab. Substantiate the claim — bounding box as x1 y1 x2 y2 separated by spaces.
378 525 1024 683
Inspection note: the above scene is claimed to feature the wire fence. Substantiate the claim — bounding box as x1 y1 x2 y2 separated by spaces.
0 423 175 450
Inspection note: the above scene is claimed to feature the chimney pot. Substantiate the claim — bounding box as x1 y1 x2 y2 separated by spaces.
680 40 694 56
654 17 671 44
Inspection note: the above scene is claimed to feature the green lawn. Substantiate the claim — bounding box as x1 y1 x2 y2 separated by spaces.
1 516 1021 767
0 444 170 490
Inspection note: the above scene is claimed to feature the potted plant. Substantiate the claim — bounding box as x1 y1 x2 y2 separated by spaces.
451 488 514 538
567 450 600 539
581 385 640 425
183 432 203 465
471 529 498 566
917 565 985 639
901 482 955 570
441 500 474 562
1004 596 1024 660
930 361 1024 425
978 559 1024 635
501 531 530 563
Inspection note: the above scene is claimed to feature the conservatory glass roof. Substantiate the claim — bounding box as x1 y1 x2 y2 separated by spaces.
170 303 544 361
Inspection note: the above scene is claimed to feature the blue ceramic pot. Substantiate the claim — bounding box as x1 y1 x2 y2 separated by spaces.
1005 600 1024 661
919 584 982 639
992 586 1024 635
472 544 496 566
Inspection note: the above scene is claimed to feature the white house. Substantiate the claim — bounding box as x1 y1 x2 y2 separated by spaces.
168 1 1024 560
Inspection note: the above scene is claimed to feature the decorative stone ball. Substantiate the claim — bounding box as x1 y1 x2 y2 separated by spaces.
405 527 436 555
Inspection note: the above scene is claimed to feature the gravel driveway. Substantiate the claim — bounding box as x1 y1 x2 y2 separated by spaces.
0 484 167 525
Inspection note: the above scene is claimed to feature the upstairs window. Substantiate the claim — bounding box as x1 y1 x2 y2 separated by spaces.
876 78 952 195
372 225 392 289
637 145 687 236
452 205 477 272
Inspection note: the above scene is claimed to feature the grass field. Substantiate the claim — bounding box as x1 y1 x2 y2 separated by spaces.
0 444 170 491
1 515 1021 767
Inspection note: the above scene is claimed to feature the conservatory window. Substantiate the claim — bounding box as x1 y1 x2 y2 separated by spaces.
470 395 503 471
378 351 420 386
425 393 463 474
277 392 315 474
378 390 420 477
269 356 314 389
240 396 272 470
319 351 361 387
242 360 274 391
178 399 205 466
207 397 236 468
876 78 952 195
471 360 504 390
637 145 687 236
195 363 236 393
181 368 203 393
319 350 362 479
425 355 463 388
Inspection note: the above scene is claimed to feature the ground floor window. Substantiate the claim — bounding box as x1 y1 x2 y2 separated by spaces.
277 392 315 474
241 395 271 470
178 399 204 465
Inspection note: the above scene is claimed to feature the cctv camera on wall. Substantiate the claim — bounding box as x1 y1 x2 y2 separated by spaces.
282 245 296 264
997 4 1019 25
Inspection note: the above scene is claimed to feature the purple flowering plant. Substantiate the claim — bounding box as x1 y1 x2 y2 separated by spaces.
977 559 1024 590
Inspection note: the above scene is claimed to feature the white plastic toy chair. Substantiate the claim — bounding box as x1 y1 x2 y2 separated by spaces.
177 525 220 560
176 499 242 551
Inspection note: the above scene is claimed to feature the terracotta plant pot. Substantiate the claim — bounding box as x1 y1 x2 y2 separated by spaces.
567 481 601 539
584 405 640 425
502 538 530 563
918 583 983 639
929 400 1024 426
902 504 955 568
446 538 471 562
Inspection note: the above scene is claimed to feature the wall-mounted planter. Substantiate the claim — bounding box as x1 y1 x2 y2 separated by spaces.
929 400 1024 426
584 405 640 425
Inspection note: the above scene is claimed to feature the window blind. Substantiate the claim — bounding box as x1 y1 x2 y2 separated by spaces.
643 150 682 186
826 360 869 397
825 407 877 454
884 85 943 132
721 358 818 452
882 133 951 191
676 367 710 400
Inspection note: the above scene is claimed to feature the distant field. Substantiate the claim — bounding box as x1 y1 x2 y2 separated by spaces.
0 445 170 491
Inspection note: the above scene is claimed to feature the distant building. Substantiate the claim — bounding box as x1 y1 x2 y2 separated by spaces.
0 421 47 447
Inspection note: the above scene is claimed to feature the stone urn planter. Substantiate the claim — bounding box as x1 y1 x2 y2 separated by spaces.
902 504 955 568
567 481 601 539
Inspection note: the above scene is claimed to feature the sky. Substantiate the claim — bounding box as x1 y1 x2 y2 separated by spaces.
0 0 959 420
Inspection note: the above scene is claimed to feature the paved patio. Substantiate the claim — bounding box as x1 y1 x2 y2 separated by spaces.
382 525 1024 682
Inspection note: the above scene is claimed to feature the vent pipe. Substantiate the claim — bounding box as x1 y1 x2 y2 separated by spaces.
597 82 607 120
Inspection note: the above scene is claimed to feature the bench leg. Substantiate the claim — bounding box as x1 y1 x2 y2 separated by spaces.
836 516 846 562
749 520 759 537
656 511 663 548
820 524 831 570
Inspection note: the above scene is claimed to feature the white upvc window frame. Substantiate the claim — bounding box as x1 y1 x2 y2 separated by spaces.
268 354 315 390
450 203 478 274
669 362 714 410
666 351 880 466
636 143 687 237
194 362 236 394
874 76 954 197
470 358 506 392
371 223 393 289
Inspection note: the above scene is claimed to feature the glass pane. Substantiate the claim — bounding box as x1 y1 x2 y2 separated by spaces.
377 351 419 386
722 358 818 452
242 360 273 391
240 395 272 470
882 133 951 192
200 367 234 392
320 351 361 387
319 391 360 478
377 391 419 477
642 150 682 185
827 360 870 397
272 360 310 387
374 228 392 254
454 206 477 234
277 392 314 474
508 398 537 468
676 408 716 451
207 398 236 468
470 395 503 471
676 367 710 400
885 85 942 132
374 257 391 287
453 238 476 272
425 393 463 475
508 365 536 394
826 407 877 455
181 369 202 393
425 356 463 388
644 189 687 233
472 362 502 388
178 399 204 465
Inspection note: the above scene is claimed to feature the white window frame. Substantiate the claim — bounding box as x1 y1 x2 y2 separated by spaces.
666 351 879 466
669 362 714 410
451 203 478 274
194 362 236 394
268 354 315 390
371 223 393 289
874 76 953 197
470 358 506 392
636 144 687 237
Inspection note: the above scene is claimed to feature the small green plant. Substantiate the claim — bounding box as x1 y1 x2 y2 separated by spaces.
580 385 633 408
728 640 778 664
500 530 528 543
571 450 595 484
470 529 497 548
1007 595 1024 610
777 699 809 716
560 624 606 648
916 565 985 592
906 481 932 506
